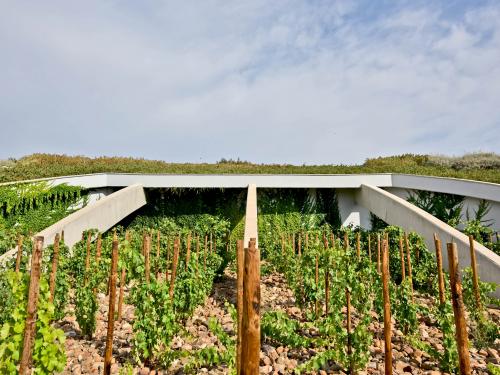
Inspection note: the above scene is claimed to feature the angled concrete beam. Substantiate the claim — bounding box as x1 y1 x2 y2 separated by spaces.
243 184 258 248
355 184 500 296
0 184 146 266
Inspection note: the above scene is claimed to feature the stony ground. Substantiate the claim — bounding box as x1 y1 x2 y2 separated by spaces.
57 268 500 374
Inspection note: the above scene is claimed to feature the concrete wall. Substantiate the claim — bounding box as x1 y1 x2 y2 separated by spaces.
355 184 500 296
0 184 147 266
244 184 259 248
337 189 371 228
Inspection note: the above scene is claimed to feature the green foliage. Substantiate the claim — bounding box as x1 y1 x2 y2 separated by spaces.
74 270 99 338
262 311 313 348
0 271 66 374
131 280 178 365
407 190 463 226
3 153 500 184
394 279 418 335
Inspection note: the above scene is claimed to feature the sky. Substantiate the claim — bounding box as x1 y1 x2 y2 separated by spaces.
0 0 499 165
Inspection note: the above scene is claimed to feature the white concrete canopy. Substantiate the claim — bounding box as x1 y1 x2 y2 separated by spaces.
0 184 147 265
355 184 500 296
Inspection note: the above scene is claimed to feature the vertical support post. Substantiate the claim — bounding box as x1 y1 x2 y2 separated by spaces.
315 254 319 317
155 230 161 277
49 233 60 303
241 238 260 375
169 238 180 299
19 236 44 375
356 232 361 260
346 288 353 374
398 236 406 281
204 234 208 271
447 242 471 375
95 233 102 264
467 235 482 310
368 234 371 261
186 232 192 270
404 232 414 301
324 235 329 316
292 233 296 253
145 234 151 284
85 231 92 271
236 240 244 375
298 235 302 257
381 239 393 375
377 233 381 274
15 234 24 273
343 232 349 250
433 233 446 305
104 234 118 375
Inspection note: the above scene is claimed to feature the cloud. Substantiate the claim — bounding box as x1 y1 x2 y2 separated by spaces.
0 0 499 164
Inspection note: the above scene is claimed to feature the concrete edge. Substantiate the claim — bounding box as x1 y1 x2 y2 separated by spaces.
243 184 258 248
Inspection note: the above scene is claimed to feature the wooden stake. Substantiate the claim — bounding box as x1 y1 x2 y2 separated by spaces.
95 233 102 264
61 230 65 243
165 237 171 282
346 287 353 374
398 236 406 281
467 235 482 310
343 232 349 250
85 231 92 272
145 234 151 284
169 238 180 299
381 240 393 375
292 233 296 253
377 233 381 274
186 232 192 270
298 235 302 257
356 232 361 260
210 232 213 254
241 239 260 375
117 265 126 321
433 233 446 305
447 242 471 375
236 240 244 375
15 234 24 273
368 234 371 262
104 234 118 375
156 230 161 277
404 233 414 301
49 233 60 303
196 235 200 278
204 234 208 271
315 254 319 317
19 236 44 375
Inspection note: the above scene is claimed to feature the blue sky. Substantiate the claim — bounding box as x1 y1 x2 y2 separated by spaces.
1 0 499 164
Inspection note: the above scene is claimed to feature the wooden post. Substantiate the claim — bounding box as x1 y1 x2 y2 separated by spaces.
433 233 446 305
210 232 213 254
204 234 208 271
104 234 118 375
324 235 330 316
241 239 260 375
19 236 44 375
196 235 200 278
292 233 296 253
404 233 414 301
346 287 353 374
169 238 180 299
85 231 92 272
315 254 319 317
447 243 471 375
145 234 151 284
381 240 393 375
49 233 60 303
117 264 126 321
467 235 482 310
236 240 244 375
15 234 24 273
298 235 302 257
165 237 171 282
356 232 361 260
377 233 381 273
398 236 406 281
368 234 371 262
156 230 161 277
343 232 349 250
95 233 102 264
305 233 309 250
61 230 65 243
186 232 192 270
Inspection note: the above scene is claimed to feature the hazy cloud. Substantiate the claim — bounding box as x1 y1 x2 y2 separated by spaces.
0 0 499 164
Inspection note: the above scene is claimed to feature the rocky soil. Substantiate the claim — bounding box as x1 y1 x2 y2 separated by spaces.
58 268 499 374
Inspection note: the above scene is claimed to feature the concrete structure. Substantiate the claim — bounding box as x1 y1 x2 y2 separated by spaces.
2 172 498 294
244 184 259 248
0 184 146 265
356 184 500 296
